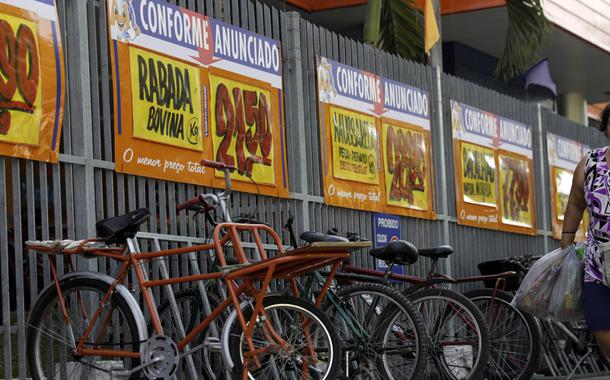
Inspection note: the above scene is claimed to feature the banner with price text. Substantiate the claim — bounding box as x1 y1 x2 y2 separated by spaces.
0 0 65 162
546 133 588 241
107 0 288 197
317 56 434 219
450 100 536 235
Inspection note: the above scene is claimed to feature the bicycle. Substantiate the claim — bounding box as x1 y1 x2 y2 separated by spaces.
25 160 350 380
479 254 610 379
288 226 490 380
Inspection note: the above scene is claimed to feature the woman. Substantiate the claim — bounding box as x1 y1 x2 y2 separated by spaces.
562 103 610 358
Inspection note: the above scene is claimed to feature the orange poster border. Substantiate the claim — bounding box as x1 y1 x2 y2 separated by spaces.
0 3 65 163
380 117 436 220
496 149 537 236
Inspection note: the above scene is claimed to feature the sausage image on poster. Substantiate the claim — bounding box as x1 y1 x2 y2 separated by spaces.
382 122 430 210
0 1 65 162
461 142 497 207
498 153 533 227
129 47 202 151
329 106 379 185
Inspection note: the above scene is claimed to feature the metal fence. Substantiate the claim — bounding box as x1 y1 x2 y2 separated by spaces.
0 0 606 377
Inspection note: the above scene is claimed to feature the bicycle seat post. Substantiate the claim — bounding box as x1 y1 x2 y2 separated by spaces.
217 168 233 223
383 262 395 282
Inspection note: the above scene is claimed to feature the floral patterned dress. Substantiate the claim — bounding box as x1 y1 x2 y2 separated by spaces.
584 147 610 283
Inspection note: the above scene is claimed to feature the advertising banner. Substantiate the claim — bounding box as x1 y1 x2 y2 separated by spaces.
373 213 403 275
450 100 536 234
546 133 588 241
0 0 65 162
317 56 434 218
107 0 288 197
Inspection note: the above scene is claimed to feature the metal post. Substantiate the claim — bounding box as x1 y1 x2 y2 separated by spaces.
284 12 311 231
536 103 550 253
65 0 96 240
434 66 452 277
429 0 443 69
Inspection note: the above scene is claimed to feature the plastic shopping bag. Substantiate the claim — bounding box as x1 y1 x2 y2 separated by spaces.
548 246 584 321
512 247 568 319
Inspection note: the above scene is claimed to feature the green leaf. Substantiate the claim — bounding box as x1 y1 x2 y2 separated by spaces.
495 0 551 81
374 0 424 62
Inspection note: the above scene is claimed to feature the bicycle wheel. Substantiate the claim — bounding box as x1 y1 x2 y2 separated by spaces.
407 288 490 380
229 295 341 379
156 287 227 379
325 282 429 379
464 288 541 380
26 277 141 380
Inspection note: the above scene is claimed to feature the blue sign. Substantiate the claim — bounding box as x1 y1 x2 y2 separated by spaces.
373 213 403 275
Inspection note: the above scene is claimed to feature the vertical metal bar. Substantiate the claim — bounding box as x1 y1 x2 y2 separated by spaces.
536 103 550 253
0 158 12 378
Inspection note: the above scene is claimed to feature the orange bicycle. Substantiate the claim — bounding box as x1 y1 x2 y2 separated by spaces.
25 160 348 380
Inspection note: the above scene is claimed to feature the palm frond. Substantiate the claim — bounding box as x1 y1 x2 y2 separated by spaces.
495 0 551 81
375 0 424 62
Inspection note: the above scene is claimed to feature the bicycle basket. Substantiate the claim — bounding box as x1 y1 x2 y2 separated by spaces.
477 259 525 291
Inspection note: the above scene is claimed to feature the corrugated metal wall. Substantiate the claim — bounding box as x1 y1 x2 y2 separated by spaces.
0 0 606 377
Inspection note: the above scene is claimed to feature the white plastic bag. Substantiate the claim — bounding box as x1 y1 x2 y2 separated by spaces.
548 246 584 321
512 247 568 319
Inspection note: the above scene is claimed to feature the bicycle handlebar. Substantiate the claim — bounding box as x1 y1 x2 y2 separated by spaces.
176 196 202 212
200 159 237 172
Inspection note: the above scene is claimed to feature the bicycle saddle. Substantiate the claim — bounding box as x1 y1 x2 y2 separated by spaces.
369 240 418 265
96 208 151 244
300 231 349 244
418 245 453 259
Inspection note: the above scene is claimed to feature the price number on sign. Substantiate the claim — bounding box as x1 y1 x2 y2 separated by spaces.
386 126 426 203
0 19 39 134
215 83 273 176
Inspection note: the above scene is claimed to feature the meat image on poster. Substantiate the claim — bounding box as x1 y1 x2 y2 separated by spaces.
317 56 434 219
0 0 65 162
107 0 288 197
382 122 429 210
451 100 536 234
546 132 588 240
498 153 533 227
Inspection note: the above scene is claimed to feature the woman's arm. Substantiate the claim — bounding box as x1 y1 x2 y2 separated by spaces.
560 158 587 248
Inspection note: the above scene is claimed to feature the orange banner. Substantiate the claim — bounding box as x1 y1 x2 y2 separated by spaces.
108 0 288 197
451 100 536 234
0 1 65 162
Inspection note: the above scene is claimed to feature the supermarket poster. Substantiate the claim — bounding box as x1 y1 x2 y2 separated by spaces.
546 133 588 241
451 100 536 234
107 0 288 197
0 0 65 162
317 56 434 218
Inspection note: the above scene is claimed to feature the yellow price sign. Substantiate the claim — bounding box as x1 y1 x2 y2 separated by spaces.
209 73 276 185
0 14 42 146
129 46 202 151
382 122 429 210
498 153 533 227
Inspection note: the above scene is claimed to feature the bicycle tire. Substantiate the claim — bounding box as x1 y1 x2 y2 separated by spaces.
156 288 226 379
464 288 541 380
329 282 429 379
26 277 141 380
229 295 342 379
406 287 490 380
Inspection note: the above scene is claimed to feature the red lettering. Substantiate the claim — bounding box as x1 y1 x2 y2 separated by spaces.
0 21 39 135
214 83 274 177
386 126 426 205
